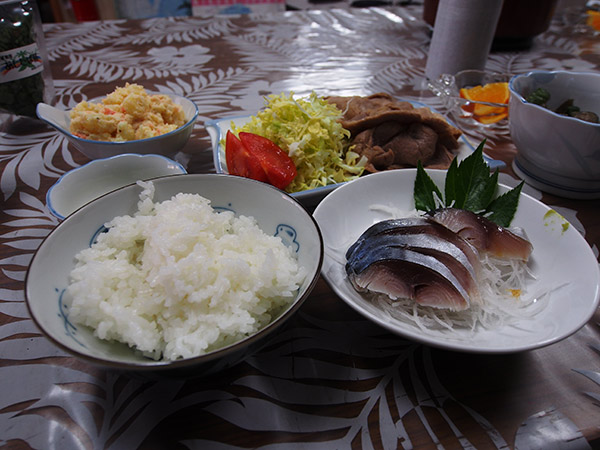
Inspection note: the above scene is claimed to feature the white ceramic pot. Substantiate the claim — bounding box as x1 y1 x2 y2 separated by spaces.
508 70 600 199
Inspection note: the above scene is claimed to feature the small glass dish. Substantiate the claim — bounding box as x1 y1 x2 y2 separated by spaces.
428 69 511 128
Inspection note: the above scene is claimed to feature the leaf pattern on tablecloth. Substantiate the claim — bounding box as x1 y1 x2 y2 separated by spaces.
3 302 514 449
0 132 70 200
156 69 266 121
150 313 511 449
123 17 240 45
0 195 56 310
45 21 129 61
64 49 167 83
228 34 326 71
364 57 428 97
574 330 600 407
0 6 599 449
50 79 99 113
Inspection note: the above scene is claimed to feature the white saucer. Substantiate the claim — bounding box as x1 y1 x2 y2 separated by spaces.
47 154 187 219
513 158 600 200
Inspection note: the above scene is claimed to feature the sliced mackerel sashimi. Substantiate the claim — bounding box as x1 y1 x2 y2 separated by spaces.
346 231 481 305
347 248 471 311
346 217 482 281
345 217 484 311
428 208 533 262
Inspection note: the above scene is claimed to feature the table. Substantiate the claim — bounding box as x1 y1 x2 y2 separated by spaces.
1 4 599 449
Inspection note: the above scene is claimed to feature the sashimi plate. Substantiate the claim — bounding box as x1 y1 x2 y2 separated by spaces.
313 168 600 354
205 100 504 207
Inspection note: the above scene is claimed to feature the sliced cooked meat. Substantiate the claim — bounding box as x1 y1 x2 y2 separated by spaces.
326 93 419 134
352 121 454 171
326 92 462 173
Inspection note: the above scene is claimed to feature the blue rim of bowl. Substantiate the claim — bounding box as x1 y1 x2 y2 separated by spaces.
46 153 188 220
205 100 505 189
508 70 600 128
37 93 200 146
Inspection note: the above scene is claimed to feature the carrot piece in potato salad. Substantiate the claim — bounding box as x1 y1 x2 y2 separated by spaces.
69 83 186 142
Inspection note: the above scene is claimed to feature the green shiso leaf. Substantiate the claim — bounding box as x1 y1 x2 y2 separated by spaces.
447 140 496 211
414 161 443 212
473 169 498 213
486 181 524 227
443 157 460 207
414 139 522 226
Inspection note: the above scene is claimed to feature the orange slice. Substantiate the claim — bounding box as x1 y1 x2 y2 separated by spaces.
459 81 509 124
587 10 600 31
477 111 508 124
460 82 508 102
474 103 507 117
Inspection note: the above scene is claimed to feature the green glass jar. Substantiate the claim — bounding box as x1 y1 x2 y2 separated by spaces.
0 0 54 118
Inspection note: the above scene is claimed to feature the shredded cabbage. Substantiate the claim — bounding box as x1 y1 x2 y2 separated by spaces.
230 92 367 193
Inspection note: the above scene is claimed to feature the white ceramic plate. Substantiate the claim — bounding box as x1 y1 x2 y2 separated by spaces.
313 169 600 353
47 153 187 219
205 101 505 207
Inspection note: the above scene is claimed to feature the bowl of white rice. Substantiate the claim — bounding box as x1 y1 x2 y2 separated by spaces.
25 174 323 375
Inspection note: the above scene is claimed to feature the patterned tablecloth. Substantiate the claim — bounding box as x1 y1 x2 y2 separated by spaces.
1 4 600 449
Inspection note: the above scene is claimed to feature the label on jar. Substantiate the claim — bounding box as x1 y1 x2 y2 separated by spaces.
0 43 43 83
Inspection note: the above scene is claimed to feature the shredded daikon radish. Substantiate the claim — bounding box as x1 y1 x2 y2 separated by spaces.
348 206 551 335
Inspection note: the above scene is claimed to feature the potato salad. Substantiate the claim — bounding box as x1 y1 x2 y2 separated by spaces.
69 83 186 142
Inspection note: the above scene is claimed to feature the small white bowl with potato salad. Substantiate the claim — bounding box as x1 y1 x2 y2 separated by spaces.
37 84 198 160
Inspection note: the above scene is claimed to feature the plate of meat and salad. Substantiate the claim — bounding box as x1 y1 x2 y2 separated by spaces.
205 92 504 207
206 91 600 353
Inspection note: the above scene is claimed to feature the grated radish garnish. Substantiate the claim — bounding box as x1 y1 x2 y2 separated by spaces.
353 206 556 335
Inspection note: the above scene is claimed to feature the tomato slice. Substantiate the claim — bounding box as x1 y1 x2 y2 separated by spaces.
225 130 269 183
238 132 297 190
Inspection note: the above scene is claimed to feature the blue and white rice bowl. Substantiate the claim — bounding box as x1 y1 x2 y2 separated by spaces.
26 174 323 375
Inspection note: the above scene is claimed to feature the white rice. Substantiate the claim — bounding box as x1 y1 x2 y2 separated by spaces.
66 181 306 360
